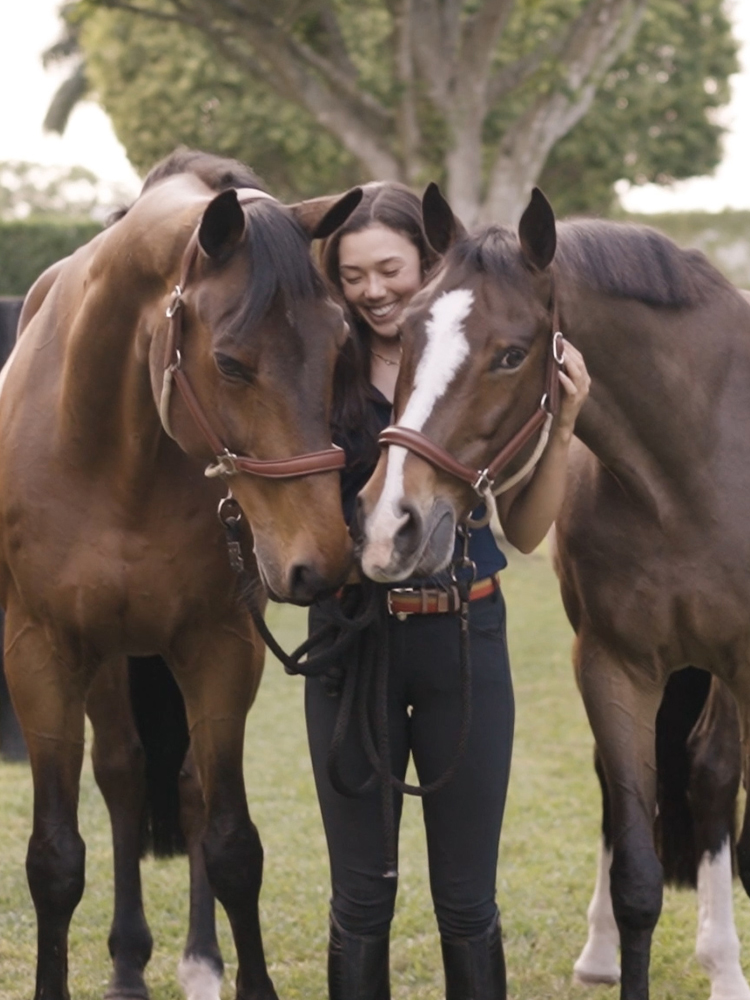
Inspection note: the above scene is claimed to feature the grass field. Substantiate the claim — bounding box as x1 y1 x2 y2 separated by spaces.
1 550 749 998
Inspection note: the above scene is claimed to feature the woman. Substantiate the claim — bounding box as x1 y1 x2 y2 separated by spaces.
306 182 590 1000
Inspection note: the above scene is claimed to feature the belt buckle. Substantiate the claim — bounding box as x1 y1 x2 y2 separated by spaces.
387 587 416 621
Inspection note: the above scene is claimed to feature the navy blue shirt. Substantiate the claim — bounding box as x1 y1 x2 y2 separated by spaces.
338 388 507 581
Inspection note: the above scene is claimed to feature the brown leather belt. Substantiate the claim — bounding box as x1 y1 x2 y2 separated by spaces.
386 573 500 620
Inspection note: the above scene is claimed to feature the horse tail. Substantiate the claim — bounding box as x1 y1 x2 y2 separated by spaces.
654 666 712 888
128 655 189 858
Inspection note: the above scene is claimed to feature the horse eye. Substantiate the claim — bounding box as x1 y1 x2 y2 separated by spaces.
214 352 254 383
490 347 527 372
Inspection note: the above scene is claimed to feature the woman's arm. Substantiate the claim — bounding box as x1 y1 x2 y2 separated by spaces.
496 340 590 553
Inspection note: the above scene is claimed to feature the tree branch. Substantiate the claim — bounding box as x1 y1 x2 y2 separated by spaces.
483 0 647 223
460 0 516 87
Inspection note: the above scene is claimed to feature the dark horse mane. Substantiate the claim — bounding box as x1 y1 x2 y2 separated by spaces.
111 148 326 340
451 217 732 310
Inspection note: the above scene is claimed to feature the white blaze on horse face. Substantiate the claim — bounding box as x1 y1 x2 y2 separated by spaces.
695 841 750 999
573 841 621 986
362 289 473 580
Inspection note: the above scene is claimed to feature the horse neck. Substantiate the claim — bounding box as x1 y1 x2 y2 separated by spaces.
58 214 191 494
564 283 750 520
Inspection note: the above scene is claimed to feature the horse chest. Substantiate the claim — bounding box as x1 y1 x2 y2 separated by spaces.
6 509 237 653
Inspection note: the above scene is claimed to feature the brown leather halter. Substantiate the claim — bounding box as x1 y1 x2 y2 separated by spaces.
378 286 564 499
160 190 345 480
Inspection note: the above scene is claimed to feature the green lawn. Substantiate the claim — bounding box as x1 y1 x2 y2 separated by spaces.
1 550 748 998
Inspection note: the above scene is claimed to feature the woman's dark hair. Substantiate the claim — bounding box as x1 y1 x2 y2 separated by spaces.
320 182 440 468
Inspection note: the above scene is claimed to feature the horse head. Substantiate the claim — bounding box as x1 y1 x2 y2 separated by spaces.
146 181 362 603
358 184 560 581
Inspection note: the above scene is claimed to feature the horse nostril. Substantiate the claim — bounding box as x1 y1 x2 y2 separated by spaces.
393 501 422 557
288 562 328 605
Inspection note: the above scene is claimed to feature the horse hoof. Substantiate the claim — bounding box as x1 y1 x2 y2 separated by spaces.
573 968 620 987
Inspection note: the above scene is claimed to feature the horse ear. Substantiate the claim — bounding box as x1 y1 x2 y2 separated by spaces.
518 188 556 271
422 182 466 255
288 188 364 240
198 189 246 259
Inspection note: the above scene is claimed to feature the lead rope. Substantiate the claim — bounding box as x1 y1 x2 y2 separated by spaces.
218 495 475 878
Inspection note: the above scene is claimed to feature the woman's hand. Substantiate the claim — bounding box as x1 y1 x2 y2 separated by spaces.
556 339 590 436
497 338 590 552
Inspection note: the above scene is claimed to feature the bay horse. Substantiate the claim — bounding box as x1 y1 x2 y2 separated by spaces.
356 184 750 999
0 150 360 1000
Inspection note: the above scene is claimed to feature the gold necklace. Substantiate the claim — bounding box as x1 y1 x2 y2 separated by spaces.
371 348 401 367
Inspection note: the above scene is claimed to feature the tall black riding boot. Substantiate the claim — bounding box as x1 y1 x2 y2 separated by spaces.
328 913 391 1000
440 917 507 1000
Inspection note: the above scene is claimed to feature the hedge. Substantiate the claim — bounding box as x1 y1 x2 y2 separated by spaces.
0 220 101 296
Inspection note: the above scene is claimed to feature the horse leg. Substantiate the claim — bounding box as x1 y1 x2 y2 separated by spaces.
177 747 224 1000
172 628 276 1000
4 603 88 1000
573 746 620 985
688 676 750 1000
0 607 27 760
576 635 663 1000
87 656 153 1000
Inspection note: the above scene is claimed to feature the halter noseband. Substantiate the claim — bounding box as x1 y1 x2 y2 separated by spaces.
159 190 345 480
378 283 564 513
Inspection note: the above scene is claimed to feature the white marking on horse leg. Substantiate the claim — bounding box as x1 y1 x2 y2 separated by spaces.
362 289 473 579
178 955 222 1000
695 841 750 1000
573 840 621 986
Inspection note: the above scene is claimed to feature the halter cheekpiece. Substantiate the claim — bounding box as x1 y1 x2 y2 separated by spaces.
159 189 345 480
378 279 565 520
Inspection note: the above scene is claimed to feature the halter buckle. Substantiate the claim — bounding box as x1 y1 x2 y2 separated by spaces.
205 449 240 478
472 468 492 496
166 285 184 318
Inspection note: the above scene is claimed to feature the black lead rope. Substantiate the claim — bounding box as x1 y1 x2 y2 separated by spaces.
218 495 474 878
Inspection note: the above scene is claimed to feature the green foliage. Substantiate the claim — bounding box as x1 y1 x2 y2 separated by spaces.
1 553 747 997
0 221 100 296
72 0 737 209
540 0 737 215
79 8 362 199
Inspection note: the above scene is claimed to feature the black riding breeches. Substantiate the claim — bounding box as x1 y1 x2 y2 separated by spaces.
305 587 514 940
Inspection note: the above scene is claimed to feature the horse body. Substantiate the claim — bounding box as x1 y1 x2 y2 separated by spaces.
1 155 359 1000
553 287 750 998
359 186 750 999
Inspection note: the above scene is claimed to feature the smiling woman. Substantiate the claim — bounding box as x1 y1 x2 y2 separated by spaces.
300 180 591 1000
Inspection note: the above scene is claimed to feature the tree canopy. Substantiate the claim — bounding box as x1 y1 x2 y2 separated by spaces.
64 0 737 221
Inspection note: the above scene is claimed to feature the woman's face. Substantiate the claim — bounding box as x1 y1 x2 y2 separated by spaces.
337 224 422 339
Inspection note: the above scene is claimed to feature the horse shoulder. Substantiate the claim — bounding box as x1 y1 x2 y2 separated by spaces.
18 257 70 336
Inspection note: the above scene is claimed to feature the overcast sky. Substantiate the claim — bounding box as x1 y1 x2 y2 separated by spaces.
2 0 750 213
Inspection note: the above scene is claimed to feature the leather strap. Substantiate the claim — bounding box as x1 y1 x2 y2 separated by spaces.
386 573 499 616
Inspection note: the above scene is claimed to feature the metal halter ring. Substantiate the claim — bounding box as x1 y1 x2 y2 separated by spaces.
166 285 184 318
553 330 565 365
472 468 493 496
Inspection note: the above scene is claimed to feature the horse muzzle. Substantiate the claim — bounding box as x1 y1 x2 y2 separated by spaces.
359 495 456 583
